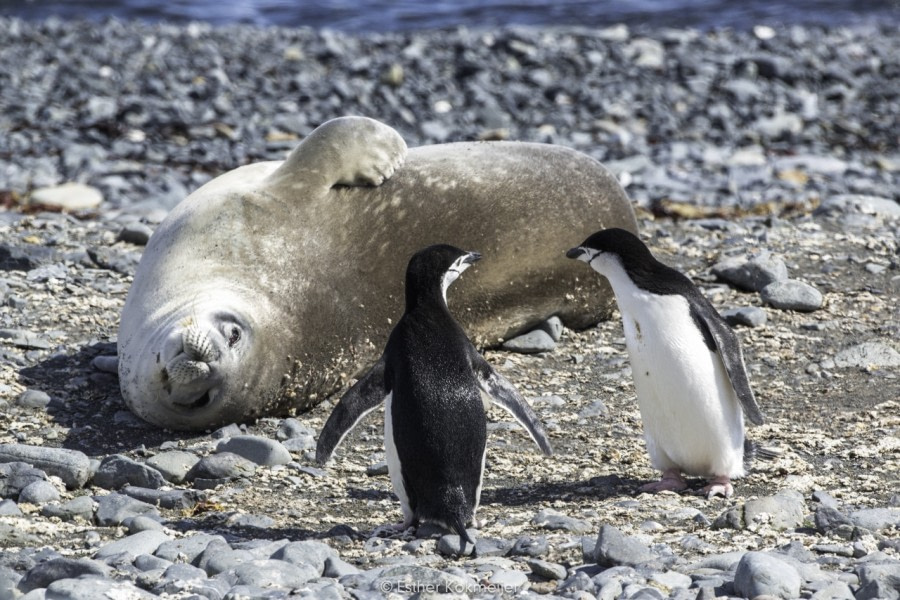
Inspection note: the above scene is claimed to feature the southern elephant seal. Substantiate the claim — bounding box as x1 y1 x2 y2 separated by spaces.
117 116 638 430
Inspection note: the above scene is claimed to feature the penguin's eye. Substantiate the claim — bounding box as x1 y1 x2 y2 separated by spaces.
228 327 241 347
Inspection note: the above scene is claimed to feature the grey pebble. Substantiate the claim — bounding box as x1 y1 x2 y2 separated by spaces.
93 530 171 561
850 507 900 531
812 490 841 509
90 355 118 374
532 508 592 534
594 524 655 567
155 532 226 563
489 568 529 591
855 559 900 600
760 279 823 311
734 551 802 599
212 423 243 439
117 222 153 245
16 389 51 409
436 533 476 556
40 495 94 522
744 489 806 530
44 577 157 600
94 492 159 526
509 535 550 558
92 454 167 490
18 480 61 504
722 306 767 327
0 444 92 489
215 435 292 466
324 555 361 578
186 452 257 481
18 557 110 593
815 505 855 536
120 485 203 509
712 251 788 292
276 418 315 440
0 462 48 500
365 461 388 476
145 450 200 484
374 564 474 595
475 536 514 557
0 499 22 516
124 515 164 533
502 329 556 354
219 558 318 588
527 558 567 580
271 539 337 574
833 341 900 369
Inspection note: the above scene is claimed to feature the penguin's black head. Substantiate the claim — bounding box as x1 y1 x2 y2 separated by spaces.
566 227 651 263
405 244 481 308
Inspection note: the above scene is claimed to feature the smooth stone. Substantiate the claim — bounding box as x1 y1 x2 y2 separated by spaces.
474 537 514 557
186 452 257 481
214 435 292 466
437 534 476 557
594 524 656 567
509 535 550 558
374 565 474 595
94 493 159 526
0 462 48 499
16 389 51 408
271 540 337 574
0 444 91 488
93 530 171 561
760 279 823 311
850 507 900 531
650 570 693 591
812 490 841 510
734 552 802 599
92 454 167 490
833 342 900 369
809 581 856 600
527 558 567 580
40 496 94 522
366 461 388 476
18 557 110 593
201 549 255 576
774 155 849 176
18 480 61 504
0 499 22 516
125 515 164 533
44 578 157 599
855 561 900 600
218 558 318 588
117 223 153 246
722 306 768 327
744 489 806 530
489 568 529 591
30 182 103 212
275 418 315 440
818 194 900 218
155 533 226 563
323 555 361 578
532 508 592 534
145 451 200 484
120 485 202 510
502 329 556 354
815 506 855 536
712 251 788 292
538 316 564 342
91 355 118 374
281 436 315 452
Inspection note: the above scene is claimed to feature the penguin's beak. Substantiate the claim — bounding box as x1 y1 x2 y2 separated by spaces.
464 251 482 265
566 247 585 260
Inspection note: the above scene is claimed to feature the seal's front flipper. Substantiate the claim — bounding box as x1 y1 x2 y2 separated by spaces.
471 353 553 456
267 116 408 193
315 355 387 465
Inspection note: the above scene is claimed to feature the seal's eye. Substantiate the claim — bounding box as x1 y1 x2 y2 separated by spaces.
228 327 241 347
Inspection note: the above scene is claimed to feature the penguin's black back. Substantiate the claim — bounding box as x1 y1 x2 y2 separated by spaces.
385 245 486 536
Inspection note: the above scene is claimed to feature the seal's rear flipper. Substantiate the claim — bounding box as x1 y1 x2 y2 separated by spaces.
315 355 388 465
471 352 553 456
266 116 408 193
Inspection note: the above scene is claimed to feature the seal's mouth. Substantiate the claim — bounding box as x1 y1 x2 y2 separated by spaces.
174 390 214 410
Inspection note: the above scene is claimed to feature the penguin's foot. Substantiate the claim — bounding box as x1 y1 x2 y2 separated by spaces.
372 522 414 538
639 468 687 493
702 476 733 499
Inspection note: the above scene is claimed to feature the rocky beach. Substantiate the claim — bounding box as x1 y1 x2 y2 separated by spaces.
1 17 899 600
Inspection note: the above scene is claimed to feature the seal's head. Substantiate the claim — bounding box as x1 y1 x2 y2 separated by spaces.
117 288 284 430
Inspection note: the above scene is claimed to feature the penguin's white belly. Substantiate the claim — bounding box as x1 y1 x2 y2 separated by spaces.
620 293 745 478
384 392 414 525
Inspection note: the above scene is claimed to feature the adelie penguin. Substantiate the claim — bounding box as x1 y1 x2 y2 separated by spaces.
567 228 768 498
316 244 553 549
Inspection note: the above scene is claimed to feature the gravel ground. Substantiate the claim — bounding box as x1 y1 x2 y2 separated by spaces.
1 17 899 600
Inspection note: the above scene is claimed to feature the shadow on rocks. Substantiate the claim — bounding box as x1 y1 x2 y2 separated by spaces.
18 342 194 455
483 474 636 506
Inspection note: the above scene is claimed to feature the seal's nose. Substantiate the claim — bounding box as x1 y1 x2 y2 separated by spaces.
163 324 220 384
566 247 585 259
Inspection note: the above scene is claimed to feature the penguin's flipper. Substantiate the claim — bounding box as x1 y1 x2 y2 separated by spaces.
315 355 388 465
471 353 553 455
689 301 766 426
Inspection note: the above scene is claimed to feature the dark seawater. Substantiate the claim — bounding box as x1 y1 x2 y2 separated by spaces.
1 0 898 31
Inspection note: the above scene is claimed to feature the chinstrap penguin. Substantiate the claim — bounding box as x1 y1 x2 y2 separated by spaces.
316 244 553 548
566 228 766 498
